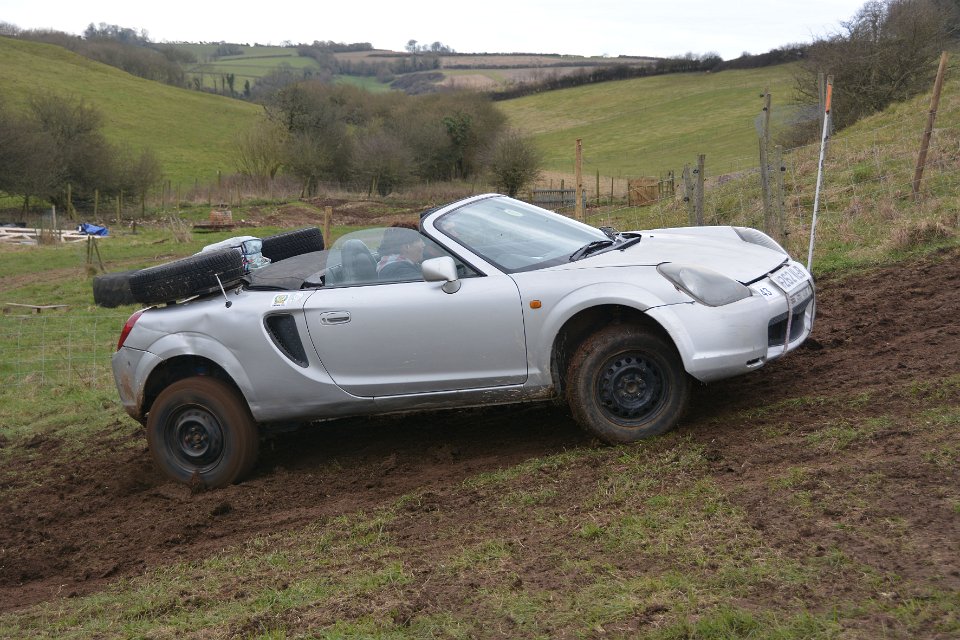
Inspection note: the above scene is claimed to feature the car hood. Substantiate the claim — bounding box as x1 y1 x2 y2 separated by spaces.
548 227 788 282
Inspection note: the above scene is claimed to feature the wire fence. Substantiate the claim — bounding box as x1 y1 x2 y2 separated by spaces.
0 312 129 390
2 103 959 390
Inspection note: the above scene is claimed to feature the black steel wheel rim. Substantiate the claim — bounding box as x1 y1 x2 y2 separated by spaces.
596 352 665 424
167 406 224 470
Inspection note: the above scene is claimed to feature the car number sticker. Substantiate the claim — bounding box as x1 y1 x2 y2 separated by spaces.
271 292 304 307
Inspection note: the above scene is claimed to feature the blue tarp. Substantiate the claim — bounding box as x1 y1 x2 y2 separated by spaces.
78 223 109 236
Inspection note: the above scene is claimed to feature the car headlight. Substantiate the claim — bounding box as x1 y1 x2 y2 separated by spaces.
733 227 788 255
657 263 752 306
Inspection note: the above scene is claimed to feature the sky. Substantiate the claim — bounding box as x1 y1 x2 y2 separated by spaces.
1 0 868 60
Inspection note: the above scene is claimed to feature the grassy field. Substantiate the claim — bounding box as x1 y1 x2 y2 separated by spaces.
499 64 799 178
0 37 261 185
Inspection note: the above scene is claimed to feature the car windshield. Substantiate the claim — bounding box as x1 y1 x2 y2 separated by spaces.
435 196 608 272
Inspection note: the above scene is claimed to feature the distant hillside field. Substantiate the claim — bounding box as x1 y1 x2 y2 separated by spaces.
0 37 261 185
181 44 325 91
499 64 799 179
175 44 658 93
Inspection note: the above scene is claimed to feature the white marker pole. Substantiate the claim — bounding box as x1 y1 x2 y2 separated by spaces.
807 81 832 272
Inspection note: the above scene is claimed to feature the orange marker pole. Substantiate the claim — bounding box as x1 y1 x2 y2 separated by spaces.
807 82 832 272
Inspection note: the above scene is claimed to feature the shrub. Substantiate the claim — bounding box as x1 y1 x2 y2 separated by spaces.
483 130 543 197
791 0 954 136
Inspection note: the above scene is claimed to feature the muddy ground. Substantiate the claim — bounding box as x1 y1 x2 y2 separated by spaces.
0 246 957 618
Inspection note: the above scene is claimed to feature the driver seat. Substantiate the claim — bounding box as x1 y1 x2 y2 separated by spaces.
340 239 377 284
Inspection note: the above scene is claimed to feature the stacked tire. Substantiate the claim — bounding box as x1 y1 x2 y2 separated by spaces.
92 270 138 308
129 249 245 304
260 227 324 262
91 227 325 307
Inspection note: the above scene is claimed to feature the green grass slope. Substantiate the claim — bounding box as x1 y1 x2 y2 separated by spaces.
499 64 798 178
0 37 261 185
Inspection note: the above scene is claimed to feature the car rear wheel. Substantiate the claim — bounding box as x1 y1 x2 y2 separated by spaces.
566 325 690 443
146 377 259 488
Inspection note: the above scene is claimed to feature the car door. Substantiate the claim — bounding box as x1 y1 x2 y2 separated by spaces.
302 274 527 397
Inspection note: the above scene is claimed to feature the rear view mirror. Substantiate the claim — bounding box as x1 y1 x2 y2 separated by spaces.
421 257 461 294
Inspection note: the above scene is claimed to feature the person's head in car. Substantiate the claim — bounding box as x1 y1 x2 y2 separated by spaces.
377 226 424 279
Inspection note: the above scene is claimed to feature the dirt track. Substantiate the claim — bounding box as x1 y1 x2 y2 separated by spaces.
0 247 958 614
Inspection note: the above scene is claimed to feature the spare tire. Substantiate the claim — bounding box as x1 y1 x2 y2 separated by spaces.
92 270 138 308
261 227 324 263
129 249 244 304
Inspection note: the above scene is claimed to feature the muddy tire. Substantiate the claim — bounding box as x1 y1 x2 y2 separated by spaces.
147 377 259 488
92 270 137 307
261 227 324 263
566 325 690 443
128 249 244 304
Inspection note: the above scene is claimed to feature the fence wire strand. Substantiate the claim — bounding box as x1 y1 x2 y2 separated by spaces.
4 106 960 389
0 313 128 389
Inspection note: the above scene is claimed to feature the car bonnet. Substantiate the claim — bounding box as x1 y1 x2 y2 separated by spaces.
549 231 787 282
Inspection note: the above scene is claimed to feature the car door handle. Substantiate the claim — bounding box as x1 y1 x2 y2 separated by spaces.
318 311 351 325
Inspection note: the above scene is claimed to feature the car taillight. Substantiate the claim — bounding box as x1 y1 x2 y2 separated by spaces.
117 309 145 351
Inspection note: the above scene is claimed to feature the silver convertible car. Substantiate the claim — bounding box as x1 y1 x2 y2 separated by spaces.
112 194 816 487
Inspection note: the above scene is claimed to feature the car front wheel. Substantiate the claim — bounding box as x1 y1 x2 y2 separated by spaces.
566 325 690 443
146 377 259 488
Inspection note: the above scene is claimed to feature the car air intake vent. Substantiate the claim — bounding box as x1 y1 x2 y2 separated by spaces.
768 298 812 347
264 314 309 368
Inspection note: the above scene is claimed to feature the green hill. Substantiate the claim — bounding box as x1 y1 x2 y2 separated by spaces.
0 36 261 185
499 64 799 178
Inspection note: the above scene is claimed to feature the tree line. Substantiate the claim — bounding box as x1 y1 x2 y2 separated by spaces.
235 82 541 197
0 95 160 214
1 22 192 87
785 0 959 143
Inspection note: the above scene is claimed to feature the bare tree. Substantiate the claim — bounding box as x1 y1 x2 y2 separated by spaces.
352 130 413 195
233 119 286 188
483 130 543 198
794 0 954 134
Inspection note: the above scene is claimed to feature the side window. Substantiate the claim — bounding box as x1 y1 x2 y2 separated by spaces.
324 228 478 287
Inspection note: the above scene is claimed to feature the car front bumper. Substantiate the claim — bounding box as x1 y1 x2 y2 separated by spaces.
647 267 816 383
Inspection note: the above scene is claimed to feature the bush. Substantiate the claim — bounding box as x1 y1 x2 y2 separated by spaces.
0 94 161 210
791 0 954 135
483 130 543 198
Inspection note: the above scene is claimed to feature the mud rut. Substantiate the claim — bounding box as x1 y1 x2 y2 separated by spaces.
1 247 958 612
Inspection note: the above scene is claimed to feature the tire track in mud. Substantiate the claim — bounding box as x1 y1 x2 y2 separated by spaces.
1 247 957 612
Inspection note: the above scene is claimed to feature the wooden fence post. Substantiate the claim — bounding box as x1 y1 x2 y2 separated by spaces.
682 164 696 225
574 138 584 221
695 154 705 226
773 145 787 243
818 72 826 135
759 89 774 236
913 51 949 200
323 206 332 246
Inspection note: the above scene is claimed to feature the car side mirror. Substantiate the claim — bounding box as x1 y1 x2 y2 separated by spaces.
421 256 461 294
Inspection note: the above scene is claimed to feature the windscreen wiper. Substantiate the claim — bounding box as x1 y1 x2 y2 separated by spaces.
569 239 614 261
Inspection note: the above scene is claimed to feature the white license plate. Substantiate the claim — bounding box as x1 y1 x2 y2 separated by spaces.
771 264 808 292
